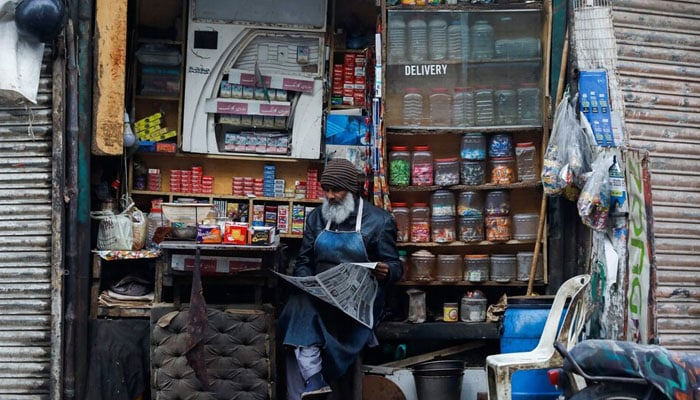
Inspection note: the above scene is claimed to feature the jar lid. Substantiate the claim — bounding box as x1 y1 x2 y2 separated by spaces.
392 202 408 207
431 88 449 94
491 157 515 161
516 142 534 147
454 87 468 92
412 202 428 207
435 157 459 163
391 145 409 151
465 254 489 259
463 132 484 137
405 87 422 93
413 145 431 151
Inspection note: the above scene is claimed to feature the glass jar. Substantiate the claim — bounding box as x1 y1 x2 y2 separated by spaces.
461 291 487 322
474 86 494 126
518 83 541 125
515 142 538 182
485 215 512 242
431 216 456 243
494 85 518 125
512 212 539 240
460 133 486 160
447 22 468 61
460 160 486 185
485 190 511 215
410 202 431 243
452 87 473 127
428 16 448 61
490 254 517 282
434 157 460 186
431 190 456 217
389 146 411 186
407 17 428 62
470 20 494 60
403 88 424 126
459 215 484 242
464 254 490 282
392 202 410 242
429 88 452 126
411 146 434 186
388 16 407 63
436 254 463 282
457 191 483 217
409 250 436 281
488 133 513 158
489 157 516 185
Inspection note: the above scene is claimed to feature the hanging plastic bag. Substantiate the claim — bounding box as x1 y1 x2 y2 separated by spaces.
577 153 613 231
542 91 575 196
92 210 134 250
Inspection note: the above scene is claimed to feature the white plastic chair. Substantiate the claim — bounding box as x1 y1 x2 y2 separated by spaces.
486 274 591 400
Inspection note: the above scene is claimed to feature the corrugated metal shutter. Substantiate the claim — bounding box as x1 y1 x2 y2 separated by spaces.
0 47 59 398
613 0 700 351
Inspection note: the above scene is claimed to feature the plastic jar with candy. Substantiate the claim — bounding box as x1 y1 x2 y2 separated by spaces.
392 202 410 242
459 215 484 242
411 146 434 186
485 215 512 241
434 157 460 186
389 146 411 186
489 157 516 184
457 190 483 217
488 133 513 158
409 250 436 281
464 254 490 282
485 190 511 215
460 133 486 160
431 216 456 243
430 190 456 217
460 160 486 185
410 203 431 243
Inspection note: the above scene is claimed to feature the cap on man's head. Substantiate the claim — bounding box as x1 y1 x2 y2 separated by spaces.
320 158 359 193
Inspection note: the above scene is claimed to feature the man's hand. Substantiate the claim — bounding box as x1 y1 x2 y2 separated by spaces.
372 262 390 281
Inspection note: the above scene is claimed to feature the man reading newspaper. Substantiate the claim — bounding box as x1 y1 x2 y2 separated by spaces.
277 159 402 400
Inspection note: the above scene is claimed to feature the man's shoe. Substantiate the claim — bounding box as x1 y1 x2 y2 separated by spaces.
301 372 331 399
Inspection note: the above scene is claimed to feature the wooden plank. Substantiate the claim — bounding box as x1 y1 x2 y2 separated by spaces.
92 0 128 155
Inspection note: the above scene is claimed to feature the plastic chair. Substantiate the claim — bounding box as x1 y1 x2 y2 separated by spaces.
486 274 591 400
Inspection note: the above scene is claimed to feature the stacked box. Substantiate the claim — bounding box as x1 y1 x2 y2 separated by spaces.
273 179 285 198
201 175 214 194
291 204 305 235
264 205 277 228
294 181 307 199
252 204 265 227
331 64 343 106
306 168 319 199
263 164 276 197
277 205 289 234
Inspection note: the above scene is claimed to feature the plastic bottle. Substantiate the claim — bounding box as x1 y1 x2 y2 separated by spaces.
452 87 472 127
403 88 424 126
517 83 541 125
146 205 168 248
447 21 468 61
470 20 494 60
407 17 428 62
609 155 628 214
429 88 452 126
428 16 448 61
494 85 518 125
388 16 407 63
474 86 494 126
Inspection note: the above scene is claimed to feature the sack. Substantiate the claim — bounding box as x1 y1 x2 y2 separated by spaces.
92 210 133 250
130 208 147 250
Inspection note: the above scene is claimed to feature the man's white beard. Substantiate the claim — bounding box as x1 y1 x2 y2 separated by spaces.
321 193 355 225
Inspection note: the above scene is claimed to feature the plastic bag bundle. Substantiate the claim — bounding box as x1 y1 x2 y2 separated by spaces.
92 210 134 250
577 154 613 231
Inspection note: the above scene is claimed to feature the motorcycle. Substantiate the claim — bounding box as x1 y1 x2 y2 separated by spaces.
547 339 700 399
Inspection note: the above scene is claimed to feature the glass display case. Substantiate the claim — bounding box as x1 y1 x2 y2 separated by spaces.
385 7 543 129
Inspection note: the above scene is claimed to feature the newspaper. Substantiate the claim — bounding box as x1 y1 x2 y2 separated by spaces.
275 262 378 328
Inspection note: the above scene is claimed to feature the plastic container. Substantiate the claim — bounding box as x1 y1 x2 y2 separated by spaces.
429 88 452 126
512 212 539 240
392 202 410 242
388 16 407 63
146 206 169 248
460 160 486 185
464 254 490 282
459 215 484 242
485 190 511 215
403 88 424 126
474 86 494 126
515 142 538 182
431 216 456 243
452 87 473 127
431 190 456 217
460 133 486 160
412 360 464 400
461 291 487 322
485 215 512 242
518 83 542 125
495 86 518 125
412 146 434 186
447 22 468 61
489 133 513 158
516 251 544 282
428 17 448 61
434 157 460 186
409 250 436 281
436 254 463 282
470 20 494 60
489 157 516 185
502 297 564 400
490 254 517 282
407 17 429 62
389 146 411 186
410 203 431 243
457 190 483 217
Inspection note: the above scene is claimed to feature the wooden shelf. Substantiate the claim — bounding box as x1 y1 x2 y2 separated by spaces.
375 321 502 341
131 189 322 204
158 241 280 252
95 306 151 318
386 57 541 67
386 2 542 11
386 125 543 135
397 239 536 248
395 280 544 287
389 181 542 192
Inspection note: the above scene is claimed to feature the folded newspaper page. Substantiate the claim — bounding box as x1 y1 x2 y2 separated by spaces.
275 262 378 328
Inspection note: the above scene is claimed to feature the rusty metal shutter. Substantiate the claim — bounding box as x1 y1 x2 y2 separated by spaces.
0 47 61 399
613 0 700 351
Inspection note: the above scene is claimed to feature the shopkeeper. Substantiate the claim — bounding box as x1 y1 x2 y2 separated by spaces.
277 158 403 399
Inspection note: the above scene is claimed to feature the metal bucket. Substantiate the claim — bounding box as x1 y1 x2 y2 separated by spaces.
412 360 464 400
